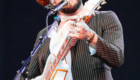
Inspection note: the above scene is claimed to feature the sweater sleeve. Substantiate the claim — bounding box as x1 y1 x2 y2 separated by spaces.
93 11 124 68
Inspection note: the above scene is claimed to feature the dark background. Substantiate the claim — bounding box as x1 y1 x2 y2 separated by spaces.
0 0 140 80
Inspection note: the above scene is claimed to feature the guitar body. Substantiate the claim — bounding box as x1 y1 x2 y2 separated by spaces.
34 53 68 80
51 60 68 80
48 53 68 80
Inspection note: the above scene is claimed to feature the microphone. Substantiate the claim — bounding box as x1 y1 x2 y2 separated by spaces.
47 0 68 16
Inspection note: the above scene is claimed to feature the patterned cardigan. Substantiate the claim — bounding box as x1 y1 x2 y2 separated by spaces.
26 11 124 80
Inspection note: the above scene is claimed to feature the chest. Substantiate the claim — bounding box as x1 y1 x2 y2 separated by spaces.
57 21 69 32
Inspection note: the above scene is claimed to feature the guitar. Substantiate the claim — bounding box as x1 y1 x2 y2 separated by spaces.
34 0 106 80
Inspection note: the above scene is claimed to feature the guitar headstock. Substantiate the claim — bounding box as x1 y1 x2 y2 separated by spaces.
79 0 107 18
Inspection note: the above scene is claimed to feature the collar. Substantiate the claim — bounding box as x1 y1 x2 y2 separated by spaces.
60 15 78 22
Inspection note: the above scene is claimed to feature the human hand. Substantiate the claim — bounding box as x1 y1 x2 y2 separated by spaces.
68 20 93 40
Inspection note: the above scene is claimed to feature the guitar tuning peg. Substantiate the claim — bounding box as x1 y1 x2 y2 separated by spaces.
96 6 101 10
101 1 107 5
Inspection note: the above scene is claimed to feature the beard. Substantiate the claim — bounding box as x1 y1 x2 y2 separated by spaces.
61 0 82 14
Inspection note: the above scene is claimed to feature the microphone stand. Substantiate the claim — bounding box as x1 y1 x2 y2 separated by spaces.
13 14 60 80
13 0 68 79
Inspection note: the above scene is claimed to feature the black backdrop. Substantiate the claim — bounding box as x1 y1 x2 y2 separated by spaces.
0 0 4 80
1 0 140 80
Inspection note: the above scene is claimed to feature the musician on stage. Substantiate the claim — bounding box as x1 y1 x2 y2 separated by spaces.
23 0 124 80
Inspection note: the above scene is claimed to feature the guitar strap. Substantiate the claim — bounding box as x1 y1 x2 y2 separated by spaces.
71 14 94 60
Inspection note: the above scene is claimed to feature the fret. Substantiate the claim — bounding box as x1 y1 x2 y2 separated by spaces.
53 59 56 66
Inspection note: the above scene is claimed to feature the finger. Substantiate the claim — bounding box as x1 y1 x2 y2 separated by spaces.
69 28 75 34
74 23 87 32
69 21 75 25
70 26 73 29
69 33 78 38
69 29 73 33
70 21 78 27
69 26 82 34
71 25 81 30
74 22 82 28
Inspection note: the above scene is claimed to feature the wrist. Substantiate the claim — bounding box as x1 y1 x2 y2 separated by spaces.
86 32 95 43
86 31 92 40
88 33 98 46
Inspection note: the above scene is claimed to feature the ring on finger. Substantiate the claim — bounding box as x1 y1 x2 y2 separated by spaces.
72 22 76 27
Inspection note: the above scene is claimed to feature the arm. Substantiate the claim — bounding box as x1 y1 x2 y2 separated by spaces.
20 32 41 80
27 27 51 79
26 32 41 79
89 11 124 68
68 11 124 68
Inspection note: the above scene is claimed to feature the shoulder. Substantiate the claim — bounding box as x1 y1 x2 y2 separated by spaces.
88 10 119 25
94 10 121 26
89 10 118 24
89 10 122 31
95 10 120 24
95 10 117 18
37 27 47 38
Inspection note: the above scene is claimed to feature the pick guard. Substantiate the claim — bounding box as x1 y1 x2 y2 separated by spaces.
51 59 68 80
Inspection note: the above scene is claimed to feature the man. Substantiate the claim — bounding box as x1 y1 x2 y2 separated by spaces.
26 0 124 80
